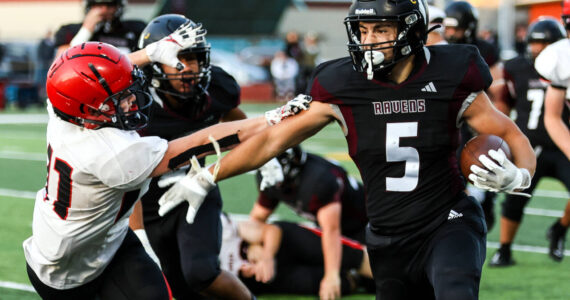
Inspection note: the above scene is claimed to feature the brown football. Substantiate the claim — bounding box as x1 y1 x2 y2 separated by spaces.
460 134 512 183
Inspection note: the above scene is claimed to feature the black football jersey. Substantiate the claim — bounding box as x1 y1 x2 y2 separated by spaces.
54 20 146 53
503 55 570 149
257 153 368 236
140 66 241 140
140 65 240 220
474 38 499 68
307 45 492 235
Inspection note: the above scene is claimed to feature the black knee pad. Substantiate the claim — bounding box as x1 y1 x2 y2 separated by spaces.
182 255 221 292
501 195 530 222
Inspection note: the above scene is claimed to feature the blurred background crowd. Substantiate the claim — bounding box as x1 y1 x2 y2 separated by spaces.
0 0 562 109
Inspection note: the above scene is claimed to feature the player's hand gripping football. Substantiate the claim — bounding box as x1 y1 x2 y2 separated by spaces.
468 149 532 197
265 94 312 126
145 22 206 70
258 157 284 191
157 136 220 223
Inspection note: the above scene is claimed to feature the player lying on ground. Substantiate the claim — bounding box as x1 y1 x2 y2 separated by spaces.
218 213 373 296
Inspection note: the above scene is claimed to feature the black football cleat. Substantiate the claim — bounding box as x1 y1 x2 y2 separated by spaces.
489 249 515 267
546 219 567 262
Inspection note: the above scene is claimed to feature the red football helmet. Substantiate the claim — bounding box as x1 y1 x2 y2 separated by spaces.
563 0 570 30
46 42 152 130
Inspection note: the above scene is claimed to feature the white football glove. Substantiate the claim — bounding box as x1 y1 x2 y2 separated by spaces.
145 22 206 70
258 157 284 191
158 136 220 223
265 94 312 126
156 166 189 188
468 149 532 197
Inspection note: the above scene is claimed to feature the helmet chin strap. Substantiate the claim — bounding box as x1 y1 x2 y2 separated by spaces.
364 50 385 80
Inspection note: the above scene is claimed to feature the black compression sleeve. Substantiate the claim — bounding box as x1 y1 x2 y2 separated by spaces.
167 134 240 170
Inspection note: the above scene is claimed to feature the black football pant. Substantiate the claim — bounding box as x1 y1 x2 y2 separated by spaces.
366 193 487 300
27 229 170 300
144 187 223 300
502 149 570 222
240 221 364 295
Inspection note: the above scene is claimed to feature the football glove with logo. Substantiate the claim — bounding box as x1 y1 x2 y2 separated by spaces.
468 149 532 197
258 157 284 191
158 136 220 223
145 22 207 70
265 94 312 126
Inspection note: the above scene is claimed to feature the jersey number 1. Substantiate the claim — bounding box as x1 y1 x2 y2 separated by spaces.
46 145 73 220
386 122 419 192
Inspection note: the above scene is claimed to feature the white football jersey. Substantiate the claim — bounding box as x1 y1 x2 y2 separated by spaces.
219 214 248 276
535 38 570 99
23 105 168 289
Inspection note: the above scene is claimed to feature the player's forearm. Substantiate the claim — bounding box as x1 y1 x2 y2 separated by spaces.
502 125 536 176
150 117 267 176
545 117 570 160
321 228 342 276
213 121 299 182
261 224 282 260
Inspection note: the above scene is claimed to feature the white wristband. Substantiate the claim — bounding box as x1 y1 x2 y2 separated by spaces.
70 27 93 47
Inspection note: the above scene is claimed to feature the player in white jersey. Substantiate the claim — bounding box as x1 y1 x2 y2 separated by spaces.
534 0 570 262
23 26 311 299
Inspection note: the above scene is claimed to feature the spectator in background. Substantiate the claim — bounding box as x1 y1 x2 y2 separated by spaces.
54 0 145 58
270 50 299 102
514 24 528 55
285 31 303 63
297 31 321 94
426 4 447 46
36 29 55 100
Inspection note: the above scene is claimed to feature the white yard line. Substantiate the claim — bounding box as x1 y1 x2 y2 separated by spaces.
0 114 48 124
0 280 36 292
0 151 45 161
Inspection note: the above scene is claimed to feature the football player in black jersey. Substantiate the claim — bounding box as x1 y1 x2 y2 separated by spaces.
488 17 570 267
251 146 368 298
54 0 145 58
129 14 311 300
157 1 536 299
443 1 503 230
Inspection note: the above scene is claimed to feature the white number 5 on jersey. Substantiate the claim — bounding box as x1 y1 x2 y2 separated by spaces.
386 122 419 192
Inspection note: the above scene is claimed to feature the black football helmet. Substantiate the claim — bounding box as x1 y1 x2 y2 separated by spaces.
277 146 307 180
444 1 478 44
84 0 126 32
526 17 566 44
563 0 570 30
344 0 429 78
138 14 211 105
